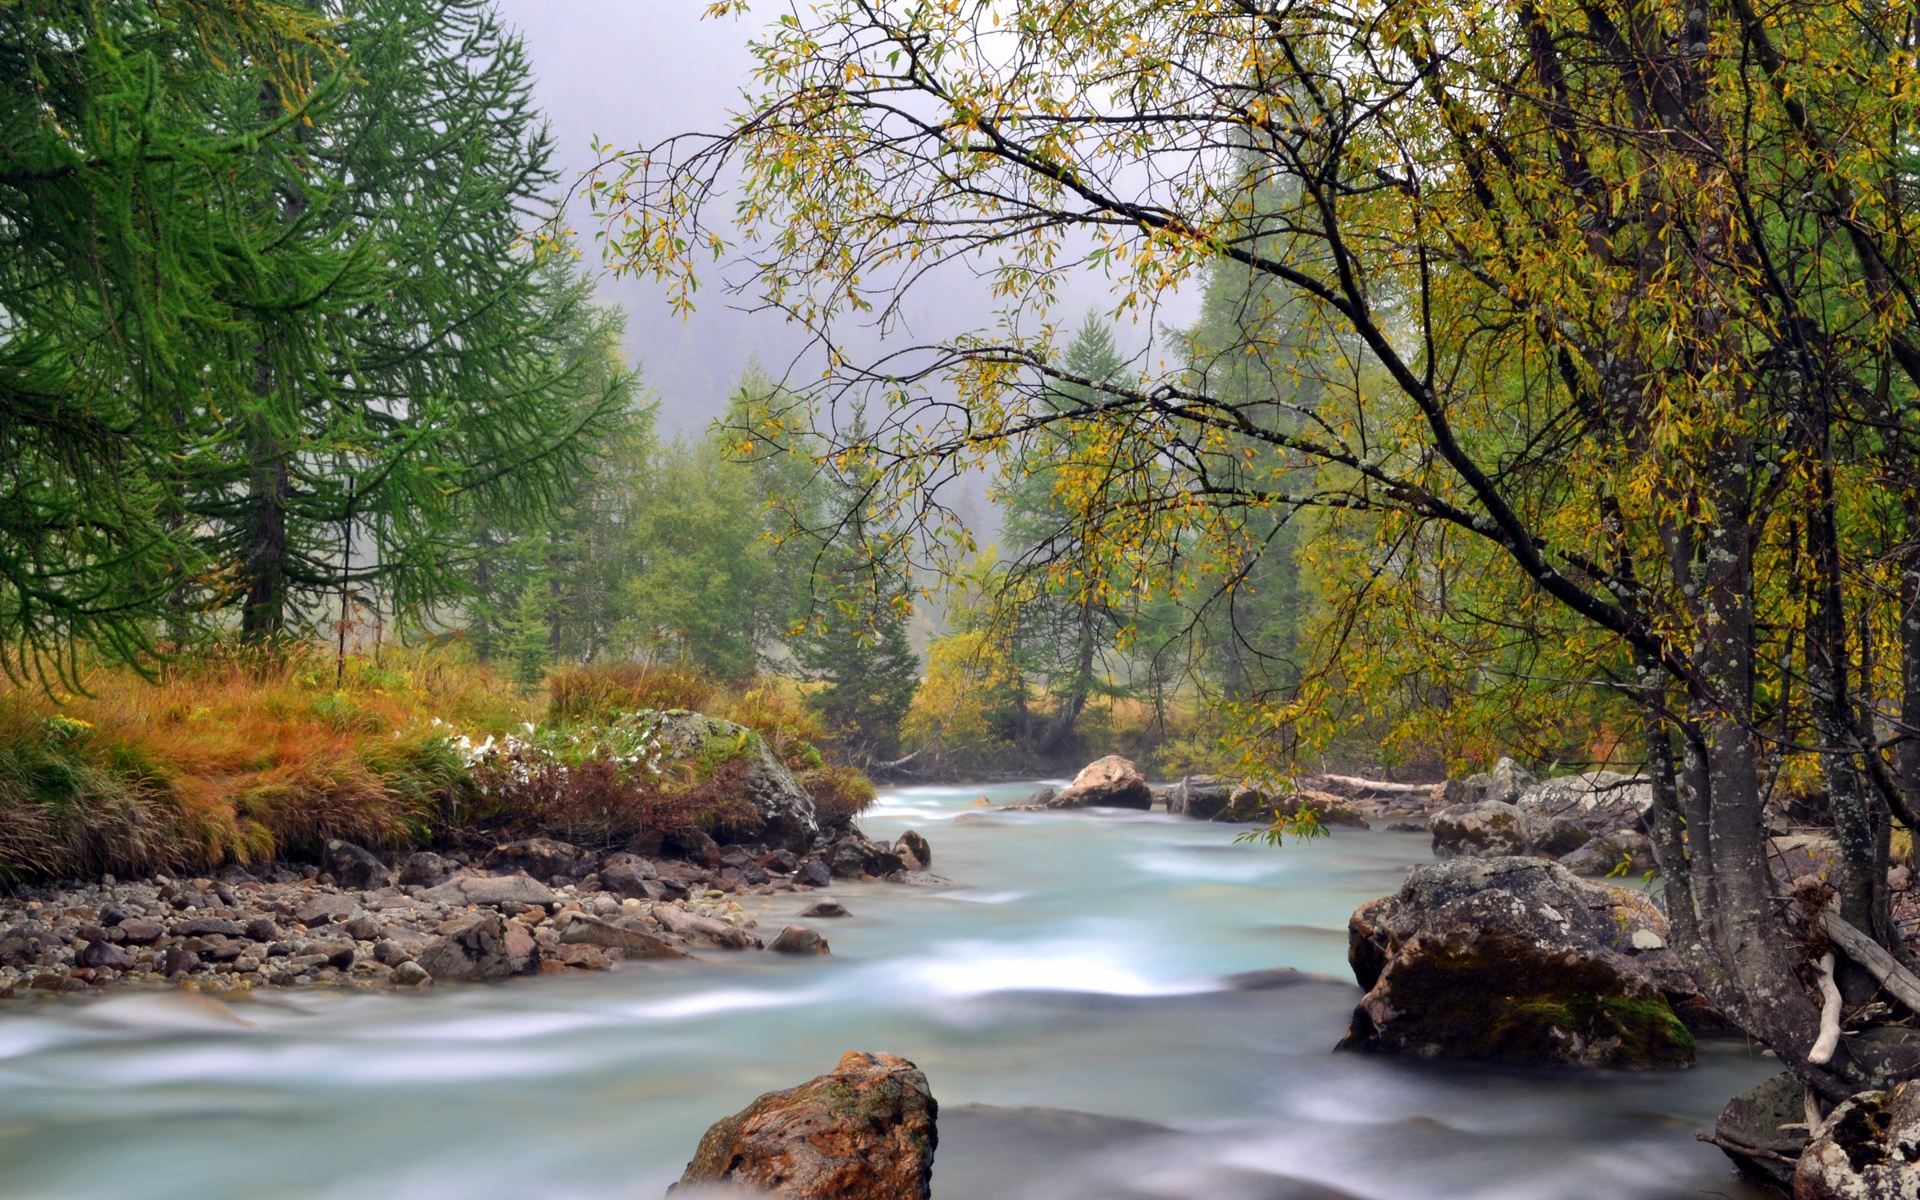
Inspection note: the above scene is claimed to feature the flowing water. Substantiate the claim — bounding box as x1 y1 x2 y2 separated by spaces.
0 782 1780 1200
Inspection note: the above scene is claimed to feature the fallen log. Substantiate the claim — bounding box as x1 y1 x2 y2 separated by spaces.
1820 909 1920 1015
1305 774 1442 800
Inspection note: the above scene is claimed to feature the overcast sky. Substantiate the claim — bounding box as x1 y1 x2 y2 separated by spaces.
490 1 1198 439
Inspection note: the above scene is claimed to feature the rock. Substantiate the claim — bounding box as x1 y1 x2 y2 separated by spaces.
116 919 164 945
796 859 833 888
895 830 932 869
1794 1080 1920 1198
1441 775 1488 806
1530 816 1592 856
1515 770 1653 836
322 840 393 890
1428 800 1533 858
1712 1072 1807 1187
649 710 821 852
392 960 431 986
1483 756 1536 804
598 852 659 898
829 838 902 879
342 915 384 942
1217 784 1274 823
653 905 763 950
415 914 538 981
759 849 799 875
1339 856 1696 1069
1770 833 1841 883
1168 775 1234 820
1384 821 1424 833
768 925 831 955
243 916 280 942
1048 756 1153 809
1023 786 1058 807
672 1050 936 1199
78 941 135 970
163 947 200 976
397 851 453 888
486 838 594 882
797 899 851 919
557 913 688 959
420 875 559 907
292 894 358 926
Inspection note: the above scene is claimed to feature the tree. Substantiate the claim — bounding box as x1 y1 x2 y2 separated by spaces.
789 424 922 763
185 0 623 641
599 0 1920 1104
0 0 348 678
993 312 1132 754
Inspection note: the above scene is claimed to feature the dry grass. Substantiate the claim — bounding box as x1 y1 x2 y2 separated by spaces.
548 664 827 775
1 650 875 883
0 644 534 880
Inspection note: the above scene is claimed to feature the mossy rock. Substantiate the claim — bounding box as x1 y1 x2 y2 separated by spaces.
646 710 820 852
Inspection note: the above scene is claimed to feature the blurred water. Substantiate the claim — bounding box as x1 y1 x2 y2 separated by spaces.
0 782 1778 1200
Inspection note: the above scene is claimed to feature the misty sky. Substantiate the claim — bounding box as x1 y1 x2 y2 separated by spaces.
491 2 1198 439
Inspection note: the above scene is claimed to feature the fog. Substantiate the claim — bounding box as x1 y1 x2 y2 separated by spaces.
492 1 1198 439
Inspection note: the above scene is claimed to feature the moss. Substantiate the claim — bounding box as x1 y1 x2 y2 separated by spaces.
1362 930 1696 1069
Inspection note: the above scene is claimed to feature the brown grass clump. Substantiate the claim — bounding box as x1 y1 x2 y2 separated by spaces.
547 663 715 723
0 643 534 880
797 765 877 828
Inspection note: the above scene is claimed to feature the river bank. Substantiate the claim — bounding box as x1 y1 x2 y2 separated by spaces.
0 781 1779 1200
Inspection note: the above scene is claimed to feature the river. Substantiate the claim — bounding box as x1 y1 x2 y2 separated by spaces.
0 781 1779 1199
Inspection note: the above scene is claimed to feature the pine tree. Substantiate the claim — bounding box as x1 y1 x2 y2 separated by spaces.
995 311 1129 753
186 0 624 640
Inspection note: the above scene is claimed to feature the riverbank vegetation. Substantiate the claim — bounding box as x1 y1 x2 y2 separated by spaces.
0 651 856 884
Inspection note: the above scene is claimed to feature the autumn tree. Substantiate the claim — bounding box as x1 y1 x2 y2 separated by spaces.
598 0 1920 1103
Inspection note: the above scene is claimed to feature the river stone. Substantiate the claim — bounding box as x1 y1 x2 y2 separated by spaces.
558 912 687 959
796 859 832 888
1339 856 1696 1069
1795 1079 1920 1198
420 875 558 907
1713 1072 1808 1187
1529 816 1591 856
647 709 821 852
798 898 851 919
768 925 831 955
292 893 359 926
415 913 538 980
1047 756 1153 810
322 840 393 890
1168 775 1234 819
672 1050 937 1199
1428 800 1533 858
598 852 658 898
895 830 932 870
653 905 763 950
115 918 164 945
1023 786 1057 807
486 838 594 883
397 851 454 888
78 940 136 970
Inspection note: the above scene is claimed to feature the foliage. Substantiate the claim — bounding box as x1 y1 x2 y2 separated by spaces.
598 0 1920 1089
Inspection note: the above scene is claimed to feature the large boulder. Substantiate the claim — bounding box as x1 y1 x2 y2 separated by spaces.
650 710 821 852
1168 775 1234 820
1483 756 1537 804
1795 1080 1920 1198
1339 857 1696 1069
1428 800 1534 858
1516 770 1654 837
1047 756 1153 810
672 1050 937 1199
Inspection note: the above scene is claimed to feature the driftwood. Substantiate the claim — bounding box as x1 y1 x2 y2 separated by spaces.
1305 774 1442 800
1821 909 1920 1014
1809 951 1842 1065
